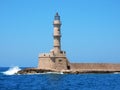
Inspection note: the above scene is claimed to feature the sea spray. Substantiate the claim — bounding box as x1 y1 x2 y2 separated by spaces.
2 66 21 75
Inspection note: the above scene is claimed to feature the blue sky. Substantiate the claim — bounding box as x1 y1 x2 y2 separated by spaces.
0 0 120 67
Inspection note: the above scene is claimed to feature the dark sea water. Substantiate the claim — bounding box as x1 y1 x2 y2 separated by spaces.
0 67 120 90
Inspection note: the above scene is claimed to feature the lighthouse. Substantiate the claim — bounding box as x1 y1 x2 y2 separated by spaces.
38 13 70 70
53 12 62 54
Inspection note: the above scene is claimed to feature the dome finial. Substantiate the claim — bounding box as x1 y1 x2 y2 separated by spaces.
56 12 59 16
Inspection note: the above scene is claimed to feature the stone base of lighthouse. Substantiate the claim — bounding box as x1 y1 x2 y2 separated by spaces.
38 51 70 70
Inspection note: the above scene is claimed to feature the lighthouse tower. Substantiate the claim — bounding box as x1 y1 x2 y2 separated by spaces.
53 13 61 54
38 13 70 70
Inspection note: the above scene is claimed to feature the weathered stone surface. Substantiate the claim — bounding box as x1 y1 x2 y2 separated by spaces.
70 63 120 71
17 63 120 74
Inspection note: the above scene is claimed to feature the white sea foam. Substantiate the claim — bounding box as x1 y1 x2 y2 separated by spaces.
2 66 21 75
46 72 64 74
19 72 64 75
113 72 120 74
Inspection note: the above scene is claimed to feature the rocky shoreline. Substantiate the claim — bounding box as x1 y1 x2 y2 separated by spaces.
17 68 120 74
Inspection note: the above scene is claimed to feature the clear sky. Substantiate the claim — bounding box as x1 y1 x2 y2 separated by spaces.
0 0 120 67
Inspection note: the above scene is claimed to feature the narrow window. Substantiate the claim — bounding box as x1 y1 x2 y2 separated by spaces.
59 59 62 62
67 66 70 70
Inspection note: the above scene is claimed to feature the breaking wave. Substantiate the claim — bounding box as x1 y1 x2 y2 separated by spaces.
2 66 21 75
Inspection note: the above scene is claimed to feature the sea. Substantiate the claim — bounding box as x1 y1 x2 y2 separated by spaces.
0 67 120 90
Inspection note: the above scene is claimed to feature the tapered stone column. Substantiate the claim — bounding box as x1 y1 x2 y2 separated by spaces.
53 13 62 54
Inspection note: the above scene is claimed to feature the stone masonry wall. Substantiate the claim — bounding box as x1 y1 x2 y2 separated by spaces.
70 63 120 71
55 57 69 70
38 57 55 70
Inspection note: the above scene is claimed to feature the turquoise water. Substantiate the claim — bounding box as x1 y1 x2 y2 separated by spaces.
0 67 120 90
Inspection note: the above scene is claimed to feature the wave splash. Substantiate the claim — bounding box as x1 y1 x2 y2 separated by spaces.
2 66 21 75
